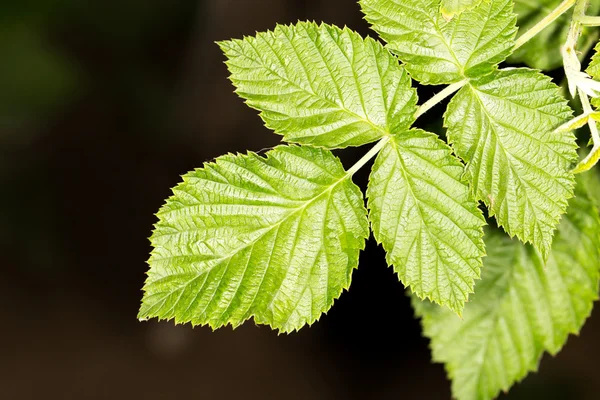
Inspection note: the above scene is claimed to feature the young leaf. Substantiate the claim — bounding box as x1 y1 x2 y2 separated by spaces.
219 22 418 149
360 0 517 84
139 145 369 332
440 0 488 21
413 179 600 400
510 0 600 70
367 129 485 314
444 68 577 258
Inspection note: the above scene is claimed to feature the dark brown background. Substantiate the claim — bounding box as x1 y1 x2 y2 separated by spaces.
1 0 599 399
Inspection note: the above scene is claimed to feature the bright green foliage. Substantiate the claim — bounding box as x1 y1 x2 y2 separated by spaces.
586 41 600 109
580 166 600 207
139 145 369 333
440 0 488 20
142 3 600 397
360 0 517 84
218 22 418 149
367 129 486 314
413 179 600 400
444 68 577 258
510 0 600 70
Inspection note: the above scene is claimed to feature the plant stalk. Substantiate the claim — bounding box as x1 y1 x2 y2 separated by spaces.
514 0 577 51
414 80 467 119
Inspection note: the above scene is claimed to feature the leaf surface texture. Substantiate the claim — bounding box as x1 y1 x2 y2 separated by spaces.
413 179 600 400
445 68 577 257
440 0 488 20
139 145 369 332
367 129 485 313
360 0 517 84
219 22 418 148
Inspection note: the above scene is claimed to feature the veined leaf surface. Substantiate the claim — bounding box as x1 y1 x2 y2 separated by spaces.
367 129 486 314
139 145 369 332
219 22 418 149
361 0 517 84
413 179 600 400
445 68 577 257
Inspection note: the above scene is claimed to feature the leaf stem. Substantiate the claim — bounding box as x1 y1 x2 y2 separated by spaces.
346 136 390 176
514 0 577 51
553 111 594 133
573 87 600 173
414 80 467 119
577 15 600 26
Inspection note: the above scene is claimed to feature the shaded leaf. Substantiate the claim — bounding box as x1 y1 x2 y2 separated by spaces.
413 178 600 400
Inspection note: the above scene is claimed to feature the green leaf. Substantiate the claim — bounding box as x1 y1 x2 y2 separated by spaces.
413 178 600 400
139 145 369 332
444 68 577 258
579 158 600 208
440 0 488 21
510 0 600 71
219 22 418 149
586 41 600 109
367 129 486 314
360 0 517 84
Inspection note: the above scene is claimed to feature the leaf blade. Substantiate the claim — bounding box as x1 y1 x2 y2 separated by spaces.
444 68 577 257
219 22 418 149
139 145 369 332
367 129 486 314
413 178 600 400
360 0 517 84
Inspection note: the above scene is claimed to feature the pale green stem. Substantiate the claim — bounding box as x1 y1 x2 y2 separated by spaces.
346 136 390 176
565 0 600 173
553 111 594 133
579 88 600 144
577 15 600 26
413 80 467 119
573 87 600 173
514 0 577 50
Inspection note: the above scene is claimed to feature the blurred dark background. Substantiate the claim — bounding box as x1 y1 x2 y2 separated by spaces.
1 0 599 399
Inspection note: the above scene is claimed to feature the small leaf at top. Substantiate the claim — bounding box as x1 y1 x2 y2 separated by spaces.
219 22 418 149
367 129 486 314
360 0 517 84
444 68 577 258
413 178 600 400
139 145 369 333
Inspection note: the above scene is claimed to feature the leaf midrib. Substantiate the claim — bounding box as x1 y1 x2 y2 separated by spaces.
153 173 352 284
243 33 392 140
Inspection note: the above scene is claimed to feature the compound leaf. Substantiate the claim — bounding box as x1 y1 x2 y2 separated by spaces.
360 0 517 84
445 68 577 258
367 129 486 314
139 145 369 333
440 0 488 21
219 22 418 149
413 178 600 400
510 0 600 70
